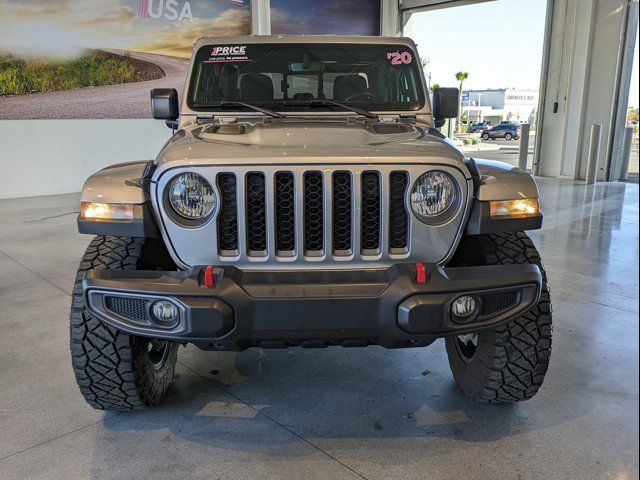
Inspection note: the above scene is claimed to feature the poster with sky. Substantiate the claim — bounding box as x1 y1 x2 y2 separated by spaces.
270 0 380 36
0 0 250 119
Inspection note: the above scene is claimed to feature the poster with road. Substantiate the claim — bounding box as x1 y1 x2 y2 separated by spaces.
0 0 250 119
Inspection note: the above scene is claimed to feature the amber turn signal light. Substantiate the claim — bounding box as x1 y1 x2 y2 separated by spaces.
489 198 539 218
80 202 134 221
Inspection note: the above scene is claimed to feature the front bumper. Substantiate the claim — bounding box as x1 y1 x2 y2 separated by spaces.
83 263 541 351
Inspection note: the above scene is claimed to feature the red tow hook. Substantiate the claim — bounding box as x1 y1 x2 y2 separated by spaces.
203 265 216 287
415 262 427 284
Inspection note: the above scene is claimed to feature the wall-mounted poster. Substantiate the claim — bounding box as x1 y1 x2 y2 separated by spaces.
270 0 380 36
0 0 250 119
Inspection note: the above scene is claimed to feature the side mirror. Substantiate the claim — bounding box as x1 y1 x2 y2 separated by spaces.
432 87 459 124
151 88 179 121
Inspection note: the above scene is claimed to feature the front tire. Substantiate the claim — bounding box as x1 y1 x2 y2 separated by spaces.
445 232 552 403
70 236 178 410
482 133 490 140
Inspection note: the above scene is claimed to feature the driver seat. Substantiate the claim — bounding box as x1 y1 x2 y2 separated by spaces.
333 75 368 101
240 73 274 101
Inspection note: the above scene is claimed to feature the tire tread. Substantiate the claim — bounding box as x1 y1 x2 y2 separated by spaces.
447 232 552 403
69 236 175 411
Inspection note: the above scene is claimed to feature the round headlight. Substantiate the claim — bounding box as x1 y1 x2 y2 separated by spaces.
168 173 215 219
410 171 457 219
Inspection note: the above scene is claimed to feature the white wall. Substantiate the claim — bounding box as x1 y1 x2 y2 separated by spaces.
535 0 636 180
0 119 172 199
467 90 506 109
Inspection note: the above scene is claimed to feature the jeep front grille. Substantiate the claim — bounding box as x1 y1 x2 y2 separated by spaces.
156 164 470 269
361 171 381 253
388 171 409 252
246 172 267 255
217 173 238 254
332 171 353 253
275 172 296 254
215 169 409 260
304 171 324 254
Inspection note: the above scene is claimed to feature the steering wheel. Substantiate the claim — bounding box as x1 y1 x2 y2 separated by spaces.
343 92 375 103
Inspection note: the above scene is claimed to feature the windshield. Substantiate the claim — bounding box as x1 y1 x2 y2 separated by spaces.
187 43 425 113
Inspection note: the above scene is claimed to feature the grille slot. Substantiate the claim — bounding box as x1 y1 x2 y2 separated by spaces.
217 173 238 254
332 171 353 254
104 296 148 321
176 167 430 265
246 172 267 255
275 172 296 254
304 171 324 254
480 290 520 315
361 171 381 253
389 171 409 252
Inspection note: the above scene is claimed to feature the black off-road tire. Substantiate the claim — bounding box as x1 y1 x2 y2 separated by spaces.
70 236 178 411
445 232 552 403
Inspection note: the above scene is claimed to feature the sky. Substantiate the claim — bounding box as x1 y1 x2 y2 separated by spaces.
410 0 639 107
271 0 380 35
409 0 547 91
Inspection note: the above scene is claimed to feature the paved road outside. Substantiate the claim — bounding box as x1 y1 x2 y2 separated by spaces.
0 52 189 120
463 135 639 176
460 137 535 171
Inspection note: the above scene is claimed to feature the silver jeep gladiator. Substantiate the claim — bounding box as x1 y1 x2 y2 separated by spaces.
71 35 551 410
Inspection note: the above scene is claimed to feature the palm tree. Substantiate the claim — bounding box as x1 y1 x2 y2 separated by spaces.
454 71 469 133
420 57 431 91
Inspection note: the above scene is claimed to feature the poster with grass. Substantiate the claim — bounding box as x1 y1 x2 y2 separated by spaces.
0 0 250 119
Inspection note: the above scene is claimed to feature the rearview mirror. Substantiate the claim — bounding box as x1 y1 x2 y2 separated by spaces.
432 87 459 123
151 88 179 121
290 62 323 72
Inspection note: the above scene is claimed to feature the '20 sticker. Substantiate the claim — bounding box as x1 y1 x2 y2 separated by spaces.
387 51 412 65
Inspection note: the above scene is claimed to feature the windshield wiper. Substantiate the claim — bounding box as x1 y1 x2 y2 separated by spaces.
194 101 284 118
284 99 378 119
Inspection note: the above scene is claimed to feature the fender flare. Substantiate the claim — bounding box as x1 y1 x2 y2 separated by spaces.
77 161 161 238
465 159 543 235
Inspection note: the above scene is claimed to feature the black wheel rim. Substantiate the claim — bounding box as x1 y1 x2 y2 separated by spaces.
455 334 478 364
147 340 170 370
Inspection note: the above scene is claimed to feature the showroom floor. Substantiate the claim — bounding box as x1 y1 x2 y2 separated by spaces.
0 178 638 480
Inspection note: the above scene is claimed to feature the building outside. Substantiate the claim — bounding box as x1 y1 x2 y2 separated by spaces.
462 88 538 125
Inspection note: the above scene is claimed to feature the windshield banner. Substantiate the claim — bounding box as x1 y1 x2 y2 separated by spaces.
205 46 251 63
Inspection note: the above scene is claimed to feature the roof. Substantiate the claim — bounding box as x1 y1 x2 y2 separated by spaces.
192 35 418 50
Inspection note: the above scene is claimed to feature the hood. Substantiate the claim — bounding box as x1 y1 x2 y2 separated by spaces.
155 118 466 171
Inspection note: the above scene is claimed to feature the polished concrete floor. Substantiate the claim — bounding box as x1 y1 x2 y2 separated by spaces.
0 178 638 480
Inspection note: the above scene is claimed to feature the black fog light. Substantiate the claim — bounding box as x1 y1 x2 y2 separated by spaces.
151 300 179 327
451 295 479 323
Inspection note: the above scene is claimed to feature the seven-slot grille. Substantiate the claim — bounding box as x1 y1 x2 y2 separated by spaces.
214 169 411 260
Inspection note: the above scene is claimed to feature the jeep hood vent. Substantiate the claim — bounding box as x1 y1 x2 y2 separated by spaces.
203 124 247 135
371 123 414 134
